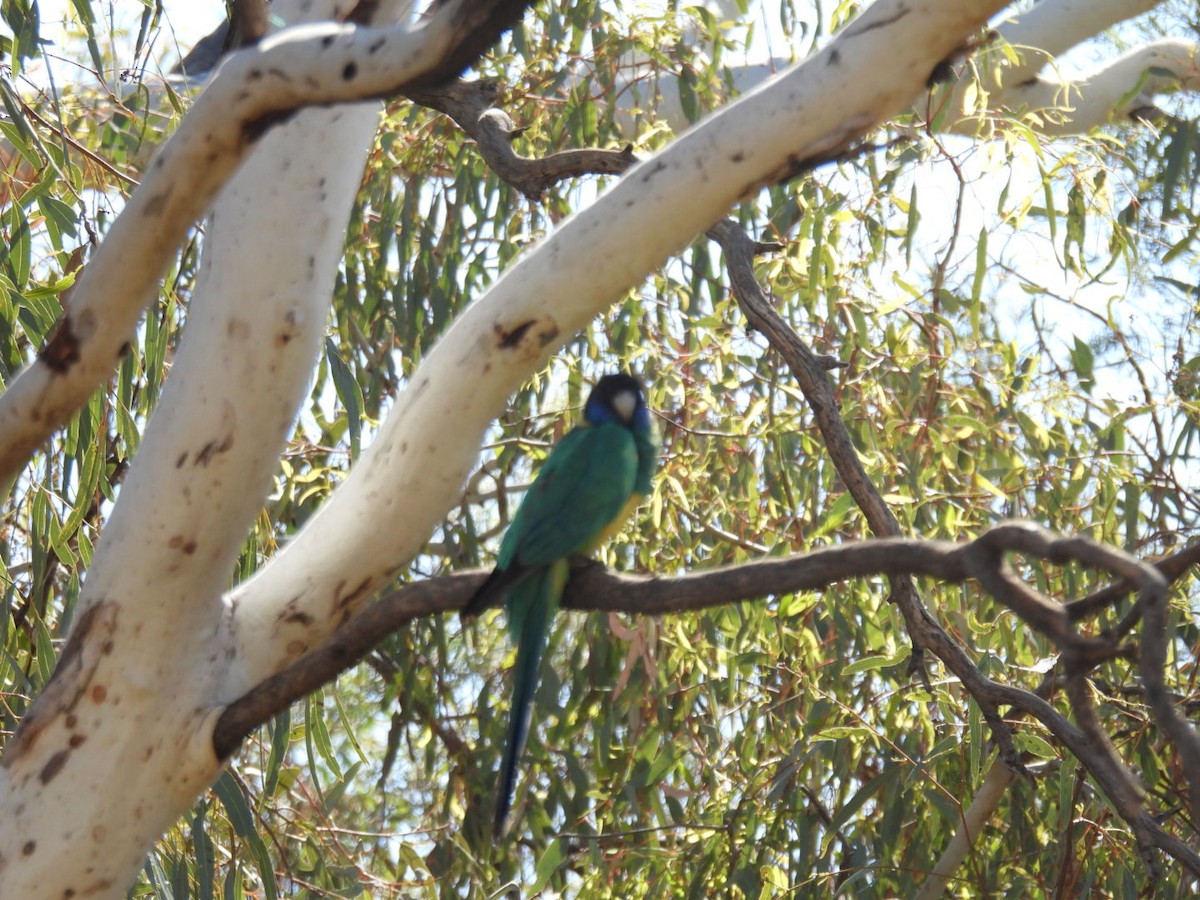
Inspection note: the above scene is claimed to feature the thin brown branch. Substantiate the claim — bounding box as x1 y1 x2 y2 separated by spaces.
212 523 1199 880
707 216 1023 743
1066 538 1200 627
405 79 638 197
213 573 477 758
12 94 140 190
707 220 1200 878
226 0 271 50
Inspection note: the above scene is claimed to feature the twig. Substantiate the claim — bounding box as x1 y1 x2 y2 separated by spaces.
406 79 637 198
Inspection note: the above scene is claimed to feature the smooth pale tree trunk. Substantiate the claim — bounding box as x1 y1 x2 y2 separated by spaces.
0 0 1036 895
0 0 414 894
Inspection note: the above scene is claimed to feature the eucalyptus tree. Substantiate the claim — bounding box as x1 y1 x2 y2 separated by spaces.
2 0 1200 896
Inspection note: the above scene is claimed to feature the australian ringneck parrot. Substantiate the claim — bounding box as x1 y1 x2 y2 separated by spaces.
462 373 658 838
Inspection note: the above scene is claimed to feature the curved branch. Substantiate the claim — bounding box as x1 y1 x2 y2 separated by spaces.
979 39 1200 136
212 521 1200 876
707 222 1200 877
215 539 966 755
406 79 638 197
936 0 1200 138
995 0 1164 67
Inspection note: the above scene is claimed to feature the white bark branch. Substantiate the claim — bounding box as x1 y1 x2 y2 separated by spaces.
0 0 493 486
943 0 1199 135
915 761 1019 900
985 39 1200 135
0 0 528 893
996 0 1164 66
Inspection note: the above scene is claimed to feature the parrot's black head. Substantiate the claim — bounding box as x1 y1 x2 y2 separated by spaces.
585 373 650 431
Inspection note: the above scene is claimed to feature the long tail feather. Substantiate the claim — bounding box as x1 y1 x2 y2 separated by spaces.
492 561 565 838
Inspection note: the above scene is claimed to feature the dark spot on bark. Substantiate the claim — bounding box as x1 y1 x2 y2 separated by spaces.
342 61 358 81
400 441 409 452
39 749 70 784
321 34 335 48
101 640 114 655
248 68 263 81
69 733 86 749
91 684 107 703
368 37 385 54
335 577 372 610
284 609 314 625
347 0 381 25
194 434 235 466
176 452 188 469
828 49 840 65
496 320 536 349
243 109 297 143
183 540 197 555
22 841 35 856
640 160 667 181
39 315 81 373
537 323 560 347
143 189 172 216
847 6 907 36
731 151 744 163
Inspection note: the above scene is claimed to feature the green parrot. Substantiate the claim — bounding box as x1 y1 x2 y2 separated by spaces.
462 372 658 839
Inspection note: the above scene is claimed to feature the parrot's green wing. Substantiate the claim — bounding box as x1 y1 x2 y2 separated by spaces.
465 382 658 839
498 421 640 569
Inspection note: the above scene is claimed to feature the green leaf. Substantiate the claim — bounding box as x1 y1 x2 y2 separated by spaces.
324 337 363 458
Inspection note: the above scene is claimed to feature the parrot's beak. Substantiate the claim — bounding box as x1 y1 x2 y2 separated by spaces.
610 389 637 424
